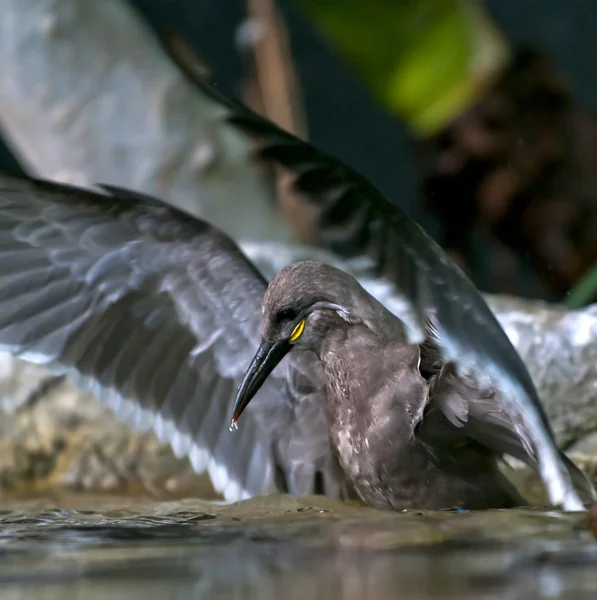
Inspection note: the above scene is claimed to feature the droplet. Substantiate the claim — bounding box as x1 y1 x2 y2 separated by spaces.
229 420 239 432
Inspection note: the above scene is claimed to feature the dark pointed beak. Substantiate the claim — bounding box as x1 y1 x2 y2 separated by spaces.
230 338 292 428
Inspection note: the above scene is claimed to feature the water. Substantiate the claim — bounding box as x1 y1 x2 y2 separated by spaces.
0 494 595 599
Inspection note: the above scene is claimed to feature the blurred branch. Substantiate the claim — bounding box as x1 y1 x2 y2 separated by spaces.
244 0 307 137
239 0 319 244
0 0 295 244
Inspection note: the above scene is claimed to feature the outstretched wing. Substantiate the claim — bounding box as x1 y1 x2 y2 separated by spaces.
0 174 338 501
163 32 589 509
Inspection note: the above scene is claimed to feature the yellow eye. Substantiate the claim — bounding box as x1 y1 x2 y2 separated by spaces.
289 319 305 343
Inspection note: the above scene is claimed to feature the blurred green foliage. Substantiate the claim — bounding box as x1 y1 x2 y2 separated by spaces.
565 266 597 309
297 0 508 136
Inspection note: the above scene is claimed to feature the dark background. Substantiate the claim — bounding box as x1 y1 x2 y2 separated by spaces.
2 0 595 297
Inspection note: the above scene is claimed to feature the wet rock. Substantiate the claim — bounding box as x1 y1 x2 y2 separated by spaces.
0 492 587 540
488 295 597 447
0 354 217 498
571 431 597 456
582 502 597 539
0 496 594 599
503 453 597 507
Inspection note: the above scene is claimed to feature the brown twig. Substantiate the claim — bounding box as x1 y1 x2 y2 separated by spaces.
241 0 319 244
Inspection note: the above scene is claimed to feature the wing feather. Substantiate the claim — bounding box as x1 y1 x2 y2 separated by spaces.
0 174 337 501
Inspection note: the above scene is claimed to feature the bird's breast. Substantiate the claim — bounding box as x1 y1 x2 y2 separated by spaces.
327 407 367 481
322 351 388 482
320 338 426 493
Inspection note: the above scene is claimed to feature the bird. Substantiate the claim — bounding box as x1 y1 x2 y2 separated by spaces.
0 172 593 512
232 260 530 510
0 34 592 511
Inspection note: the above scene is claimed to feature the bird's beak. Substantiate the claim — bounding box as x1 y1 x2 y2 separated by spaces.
230 338 292 428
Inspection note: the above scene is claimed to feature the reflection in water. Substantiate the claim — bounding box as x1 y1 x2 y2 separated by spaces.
0 499 595 599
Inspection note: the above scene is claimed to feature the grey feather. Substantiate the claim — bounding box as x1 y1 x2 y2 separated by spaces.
0 174 337 501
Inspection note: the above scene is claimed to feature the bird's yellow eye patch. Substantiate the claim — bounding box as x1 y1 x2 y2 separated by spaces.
289 319 305 343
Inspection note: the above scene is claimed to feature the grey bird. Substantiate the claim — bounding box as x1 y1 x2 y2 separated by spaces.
232 261 531 510
0 33 594 509
0 172 593 512
160 33 593 511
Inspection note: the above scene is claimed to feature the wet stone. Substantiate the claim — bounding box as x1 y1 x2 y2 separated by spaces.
0 355 219 500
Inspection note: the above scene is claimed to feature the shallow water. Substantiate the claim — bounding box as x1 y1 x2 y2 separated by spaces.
0 494 596 599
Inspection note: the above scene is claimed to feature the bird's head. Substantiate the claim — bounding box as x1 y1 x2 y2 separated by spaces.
230 261 375 427
261 261 360 349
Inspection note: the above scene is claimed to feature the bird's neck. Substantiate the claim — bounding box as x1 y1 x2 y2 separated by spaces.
319 327 424 486
318 325 407 416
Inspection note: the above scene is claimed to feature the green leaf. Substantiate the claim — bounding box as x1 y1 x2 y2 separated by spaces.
564 262 597 309
297 0 509 136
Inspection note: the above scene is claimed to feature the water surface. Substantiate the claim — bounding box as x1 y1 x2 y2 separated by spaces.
0 494 595 599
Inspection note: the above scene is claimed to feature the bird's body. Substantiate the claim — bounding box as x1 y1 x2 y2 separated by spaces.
322 328 525 510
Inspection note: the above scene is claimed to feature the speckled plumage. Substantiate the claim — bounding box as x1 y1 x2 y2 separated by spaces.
322 315 527 510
